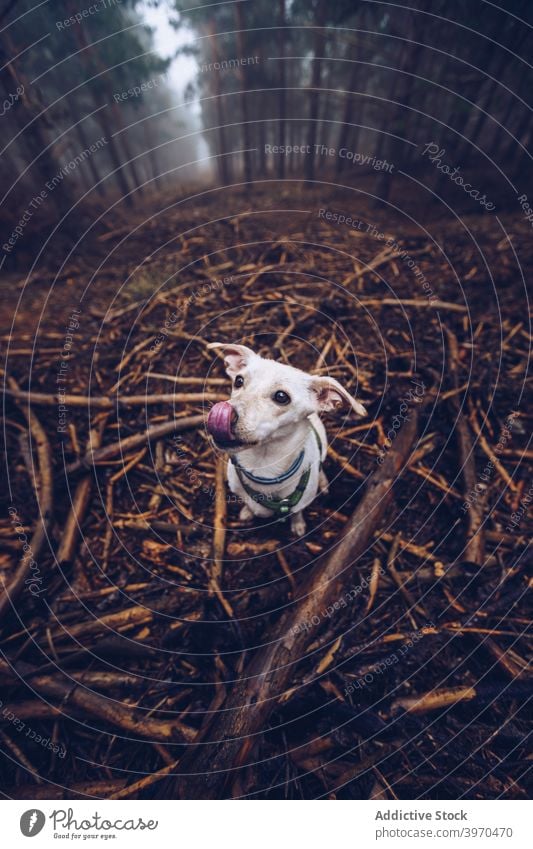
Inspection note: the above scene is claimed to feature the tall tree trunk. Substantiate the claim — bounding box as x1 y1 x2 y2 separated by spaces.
65 0 139 204
496 73 527 163
499 76 530 166
336 43 363 176
257 117 267 176
234 0 253 183
304 0 327 183
207 20 231 185
287 62 298 176
459 52 510 166
375 11 424 203
277 0 287 179
93 106 132 203
69 98 106 197
142 118 161 190
316 62 332 174
373 46 403 201
108 102 144 197
457 11 528 165
511 116 533 181
0 36 78 225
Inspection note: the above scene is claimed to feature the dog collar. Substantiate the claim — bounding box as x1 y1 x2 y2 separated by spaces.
231 449 305 485
235 465 311 518
231 424 323 519
230 422 323 486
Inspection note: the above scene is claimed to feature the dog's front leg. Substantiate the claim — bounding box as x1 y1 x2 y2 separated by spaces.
227 461 272 520
318 468 329 495
239 504 254 521
290 510 306 537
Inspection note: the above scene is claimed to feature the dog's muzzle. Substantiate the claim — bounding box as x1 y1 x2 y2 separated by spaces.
207 401 238 444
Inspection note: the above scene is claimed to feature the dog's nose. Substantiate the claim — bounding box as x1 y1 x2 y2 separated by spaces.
207 401 237 442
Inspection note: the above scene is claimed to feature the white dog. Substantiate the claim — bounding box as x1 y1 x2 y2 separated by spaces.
206 342 367 537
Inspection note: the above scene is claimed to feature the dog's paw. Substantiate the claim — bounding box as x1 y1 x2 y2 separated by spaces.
239 505 254 522
291 511 306 537
319 469 329 495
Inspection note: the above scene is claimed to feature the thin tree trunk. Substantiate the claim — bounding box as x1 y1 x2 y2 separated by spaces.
458 11 528 165
65 0 138 203
69 98 106 197
496 73 527 163
0 36 77 222
142 117 161 190
277 0 287 179
257 117 267 176
207 21 231 185
305 0 326 183
376 12 424 202
94 106 132 204
459 52 509 166
234 0 253 183
109 101 144 196
336 45 363 176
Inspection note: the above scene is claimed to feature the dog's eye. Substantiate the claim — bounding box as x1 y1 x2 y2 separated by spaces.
234 375 244 388
273 390 291 405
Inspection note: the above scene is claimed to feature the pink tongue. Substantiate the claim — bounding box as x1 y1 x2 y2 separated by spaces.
207 401 234 442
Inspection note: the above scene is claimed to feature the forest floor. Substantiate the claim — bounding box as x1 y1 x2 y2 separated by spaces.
0 183 531 799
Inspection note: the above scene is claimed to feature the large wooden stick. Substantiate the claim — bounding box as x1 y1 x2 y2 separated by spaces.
358 298 467 313
56 421 105 565
41 595 198 645
7 779 129 800
0 380 54 620
110 759 179 800
172 408 420 798
209 454 233 617
446 328 486 564
17 670 196 744
64 414 204 474
5 388 225 407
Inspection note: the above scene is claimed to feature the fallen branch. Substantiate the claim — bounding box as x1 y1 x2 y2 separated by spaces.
390 681 529 716
391 686 477 715
0 379 54 620
64 414 204 474
5 388 225 408
113 519 197 535
7 779 129 800
110 759 179 800
359 297 468 313
22 671 196 744
56 421 105 565
171 407 420 798
40 595 198 645
209 454 233 617
446 328 487 565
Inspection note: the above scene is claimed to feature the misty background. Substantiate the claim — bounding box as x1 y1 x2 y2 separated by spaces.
1 0 532 270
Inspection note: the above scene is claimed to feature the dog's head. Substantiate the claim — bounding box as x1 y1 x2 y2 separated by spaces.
206 342 367 452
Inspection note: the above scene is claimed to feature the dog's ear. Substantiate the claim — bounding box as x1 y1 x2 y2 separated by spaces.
310 376 367 417
207 342 258 377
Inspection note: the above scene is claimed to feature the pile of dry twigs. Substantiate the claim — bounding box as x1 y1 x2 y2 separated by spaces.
1 185 531 799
